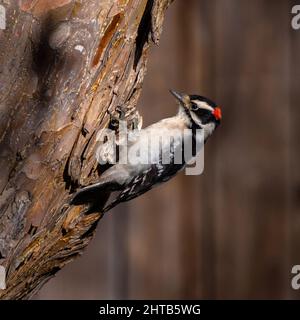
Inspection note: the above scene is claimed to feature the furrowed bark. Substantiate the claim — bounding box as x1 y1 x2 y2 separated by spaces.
0 0 172 300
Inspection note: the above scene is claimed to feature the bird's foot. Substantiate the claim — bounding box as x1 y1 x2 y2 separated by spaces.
107 106 143 132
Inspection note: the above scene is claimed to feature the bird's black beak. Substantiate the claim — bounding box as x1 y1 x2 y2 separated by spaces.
169 89 191 109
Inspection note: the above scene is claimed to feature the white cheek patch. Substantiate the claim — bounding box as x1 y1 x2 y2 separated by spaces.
190 111 203 127
191 100 214 112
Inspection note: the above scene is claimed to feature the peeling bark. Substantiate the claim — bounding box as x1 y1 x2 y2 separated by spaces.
0 0 172 299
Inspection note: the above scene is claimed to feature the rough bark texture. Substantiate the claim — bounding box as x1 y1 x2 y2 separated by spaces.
0 0 172 300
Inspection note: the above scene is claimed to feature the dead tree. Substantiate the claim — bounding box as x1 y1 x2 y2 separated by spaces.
0 0 172 299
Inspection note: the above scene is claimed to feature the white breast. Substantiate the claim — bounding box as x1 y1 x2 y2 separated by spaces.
127 115 204 167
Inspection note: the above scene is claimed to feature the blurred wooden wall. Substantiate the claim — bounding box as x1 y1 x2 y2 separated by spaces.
37 0 300 299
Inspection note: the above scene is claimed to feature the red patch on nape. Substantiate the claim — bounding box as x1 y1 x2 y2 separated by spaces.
213 107 222 121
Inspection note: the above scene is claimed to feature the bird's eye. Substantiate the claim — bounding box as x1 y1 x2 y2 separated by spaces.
191 103 198 111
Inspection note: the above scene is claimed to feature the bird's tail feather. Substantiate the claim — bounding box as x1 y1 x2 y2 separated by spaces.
70 180 119 205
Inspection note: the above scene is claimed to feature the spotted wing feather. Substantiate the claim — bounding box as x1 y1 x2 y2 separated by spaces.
103 162 184 213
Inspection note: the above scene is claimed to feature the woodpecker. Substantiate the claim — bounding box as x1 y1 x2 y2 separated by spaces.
71 90 222 213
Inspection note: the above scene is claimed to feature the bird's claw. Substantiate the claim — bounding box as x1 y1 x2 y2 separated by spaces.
107 106 143 132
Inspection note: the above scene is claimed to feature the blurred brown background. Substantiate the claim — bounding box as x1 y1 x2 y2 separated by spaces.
37 0 300 299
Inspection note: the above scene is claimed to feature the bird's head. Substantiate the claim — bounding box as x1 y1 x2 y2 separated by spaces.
170 89 222 138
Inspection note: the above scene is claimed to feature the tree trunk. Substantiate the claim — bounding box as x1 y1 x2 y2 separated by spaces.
0 0 172 300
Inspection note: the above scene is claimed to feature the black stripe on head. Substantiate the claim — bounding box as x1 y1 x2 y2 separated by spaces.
190 95 217 108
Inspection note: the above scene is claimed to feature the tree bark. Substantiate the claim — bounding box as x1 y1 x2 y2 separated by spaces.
0 0 172 299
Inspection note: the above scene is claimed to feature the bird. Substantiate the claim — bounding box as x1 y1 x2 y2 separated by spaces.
70 90 222 213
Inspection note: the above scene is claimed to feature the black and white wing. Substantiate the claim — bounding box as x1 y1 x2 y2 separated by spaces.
102 162 184 213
